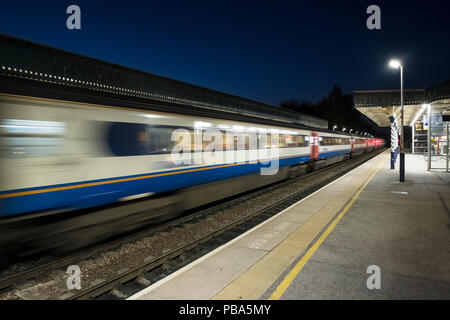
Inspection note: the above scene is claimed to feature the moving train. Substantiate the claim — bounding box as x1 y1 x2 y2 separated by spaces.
0 93 384 219
0 92 383 253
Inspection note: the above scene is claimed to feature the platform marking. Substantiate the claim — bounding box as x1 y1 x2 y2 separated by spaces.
212 152 386 300
129 151 388 300
268 156 385 300
390 191 408 195
129 154 383 300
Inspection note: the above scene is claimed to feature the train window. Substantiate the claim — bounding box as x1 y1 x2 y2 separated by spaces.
296 135 309 147
1 137 64 158
285 135 297 147
277 135 287 148
191 130 203 152
108 122 177 156
235 132 258 150
107 123 314 156
320 137 331 146
320 136 350 146
201 130 224 151
258 133 271 149
147 126 175 153
172 129 192 152
223 132 235 150
258 134 308 148
262 134 286 148
0 119 66 158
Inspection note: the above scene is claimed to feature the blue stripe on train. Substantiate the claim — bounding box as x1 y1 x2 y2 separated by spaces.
0 155 312 217
0 148 361 217
319 149 351 159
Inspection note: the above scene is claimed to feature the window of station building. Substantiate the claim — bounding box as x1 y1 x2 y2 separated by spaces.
0 119 66 158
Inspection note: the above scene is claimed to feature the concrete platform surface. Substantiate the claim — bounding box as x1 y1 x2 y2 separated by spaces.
129 152 450 300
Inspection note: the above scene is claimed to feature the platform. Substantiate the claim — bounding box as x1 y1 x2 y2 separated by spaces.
129 151 450 300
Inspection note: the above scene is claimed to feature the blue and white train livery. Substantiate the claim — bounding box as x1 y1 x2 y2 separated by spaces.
0 93 384 219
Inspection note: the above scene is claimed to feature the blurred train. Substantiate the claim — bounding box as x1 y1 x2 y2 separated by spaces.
0 93 384 219
0 92 383 253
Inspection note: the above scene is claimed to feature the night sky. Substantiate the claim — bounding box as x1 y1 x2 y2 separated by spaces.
1 0 449 105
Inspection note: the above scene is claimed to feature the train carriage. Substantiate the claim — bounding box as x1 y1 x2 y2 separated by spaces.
0 93 384 220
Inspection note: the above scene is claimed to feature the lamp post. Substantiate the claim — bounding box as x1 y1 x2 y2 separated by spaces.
333 125 338 131
389 59 405 182
342 128 346 132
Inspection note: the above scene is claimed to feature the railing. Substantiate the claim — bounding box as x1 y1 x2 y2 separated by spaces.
0 34 328 129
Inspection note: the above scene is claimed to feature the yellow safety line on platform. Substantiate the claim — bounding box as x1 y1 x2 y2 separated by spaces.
268 155 385 300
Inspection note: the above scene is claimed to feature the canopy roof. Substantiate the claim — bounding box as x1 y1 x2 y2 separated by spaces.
354 80 450 127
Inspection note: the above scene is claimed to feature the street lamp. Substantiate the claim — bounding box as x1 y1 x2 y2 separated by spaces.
389 59 405 182
342 128 346 132
349 129 353 134
333 125 338 131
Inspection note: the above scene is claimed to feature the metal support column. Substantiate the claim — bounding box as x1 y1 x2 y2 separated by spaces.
427 104 431 171
447 122 449 173
399 66 405 182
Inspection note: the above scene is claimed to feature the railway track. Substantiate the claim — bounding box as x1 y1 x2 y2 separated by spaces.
0 149 386 300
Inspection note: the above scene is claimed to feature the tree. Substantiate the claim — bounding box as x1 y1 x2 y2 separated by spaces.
280 85 387 141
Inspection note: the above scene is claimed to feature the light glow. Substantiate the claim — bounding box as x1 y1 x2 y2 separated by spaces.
389 59 402 69
232 125 246 132
143 114 166 119
195 121 212 129
410 104 429 126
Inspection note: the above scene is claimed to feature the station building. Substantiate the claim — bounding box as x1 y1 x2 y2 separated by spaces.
354 80 450 172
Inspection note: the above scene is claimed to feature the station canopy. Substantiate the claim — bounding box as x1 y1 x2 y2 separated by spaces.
354 80 450 127
0 33 328 129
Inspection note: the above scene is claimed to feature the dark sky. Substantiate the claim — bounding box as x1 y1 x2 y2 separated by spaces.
1 0 449 105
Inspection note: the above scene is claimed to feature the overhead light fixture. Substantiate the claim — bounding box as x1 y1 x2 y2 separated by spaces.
389 59 402 69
